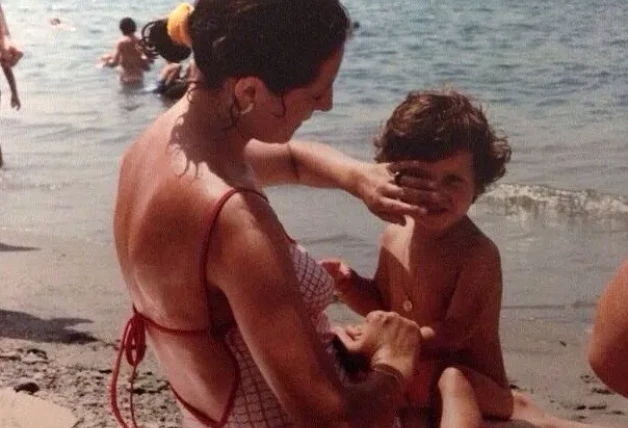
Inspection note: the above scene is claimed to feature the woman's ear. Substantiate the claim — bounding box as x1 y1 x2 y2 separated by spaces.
233 77 266 114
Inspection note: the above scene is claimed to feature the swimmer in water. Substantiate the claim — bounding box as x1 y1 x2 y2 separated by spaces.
100 17 151 84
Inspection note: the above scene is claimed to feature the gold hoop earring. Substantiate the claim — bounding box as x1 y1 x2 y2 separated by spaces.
241 103 254 116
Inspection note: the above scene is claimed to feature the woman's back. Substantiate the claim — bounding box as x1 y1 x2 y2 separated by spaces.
113 109 241 423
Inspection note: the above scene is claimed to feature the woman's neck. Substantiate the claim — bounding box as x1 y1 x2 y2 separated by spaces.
168 87 251 175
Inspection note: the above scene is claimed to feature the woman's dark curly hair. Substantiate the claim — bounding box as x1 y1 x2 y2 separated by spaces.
141 0 349 94
374 90 512 197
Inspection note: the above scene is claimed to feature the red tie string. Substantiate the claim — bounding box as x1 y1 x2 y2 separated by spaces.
110 310 147 428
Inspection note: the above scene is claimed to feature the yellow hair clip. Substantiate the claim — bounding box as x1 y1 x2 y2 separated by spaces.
167 3 194 48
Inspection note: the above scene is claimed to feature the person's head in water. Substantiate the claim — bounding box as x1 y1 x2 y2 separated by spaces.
119 17 137 36
141 0 350 94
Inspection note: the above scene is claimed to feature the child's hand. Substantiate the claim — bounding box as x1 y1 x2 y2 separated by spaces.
319 258 353 293
11 94 20 110
98 53 113 68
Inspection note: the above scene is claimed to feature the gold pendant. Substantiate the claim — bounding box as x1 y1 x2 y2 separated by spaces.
402 299 413 312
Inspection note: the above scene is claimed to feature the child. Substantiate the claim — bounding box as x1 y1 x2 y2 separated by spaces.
100 17 151 84
322 89 513 427
153 60 189 100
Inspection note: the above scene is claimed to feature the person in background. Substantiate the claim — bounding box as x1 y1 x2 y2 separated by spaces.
588 259 628 398
153 59 188 99
110 1 442 427
0 2 23 67
0 1 22 168
100 17 151 84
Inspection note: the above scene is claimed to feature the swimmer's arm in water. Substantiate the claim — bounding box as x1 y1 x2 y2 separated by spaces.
102 40 122 67
245 139 434 224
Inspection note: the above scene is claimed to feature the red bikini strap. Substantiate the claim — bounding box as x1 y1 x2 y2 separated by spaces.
110 308 208 428
198 187 268 290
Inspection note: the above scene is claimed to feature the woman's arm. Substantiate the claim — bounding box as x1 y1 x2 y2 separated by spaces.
588 260 628 398
207 192 421 427
245 139 437 225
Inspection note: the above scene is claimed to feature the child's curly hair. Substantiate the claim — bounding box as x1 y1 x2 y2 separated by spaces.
374 89 511 197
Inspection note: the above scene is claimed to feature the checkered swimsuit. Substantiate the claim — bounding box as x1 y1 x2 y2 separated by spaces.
183 242 343 428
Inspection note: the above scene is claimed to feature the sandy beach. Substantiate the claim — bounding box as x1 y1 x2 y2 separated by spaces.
1 229 626 428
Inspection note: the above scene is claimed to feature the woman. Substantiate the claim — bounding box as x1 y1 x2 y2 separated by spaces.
111 1 437 427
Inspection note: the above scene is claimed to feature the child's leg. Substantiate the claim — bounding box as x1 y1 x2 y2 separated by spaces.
456 365 514 420
506 391 612 428
436 367 482 428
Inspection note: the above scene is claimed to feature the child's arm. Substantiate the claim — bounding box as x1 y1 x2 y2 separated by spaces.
319 258 384 316
2 63 20 110
319 229 395 316
102 41 122 67
421 240 502 357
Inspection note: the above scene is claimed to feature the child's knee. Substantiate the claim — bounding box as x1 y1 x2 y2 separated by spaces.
437 367 474 397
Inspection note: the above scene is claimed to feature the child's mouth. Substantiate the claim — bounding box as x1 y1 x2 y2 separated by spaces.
423 203 447 215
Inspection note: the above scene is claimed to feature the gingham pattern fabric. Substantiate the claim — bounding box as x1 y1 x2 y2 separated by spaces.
183 242 345 428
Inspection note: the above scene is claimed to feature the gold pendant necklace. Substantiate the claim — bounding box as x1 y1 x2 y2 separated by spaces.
400 266 417 313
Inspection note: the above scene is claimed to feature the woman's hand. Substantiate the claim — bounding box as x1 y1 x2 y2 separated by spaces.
355 161 443 225
333 311 421 382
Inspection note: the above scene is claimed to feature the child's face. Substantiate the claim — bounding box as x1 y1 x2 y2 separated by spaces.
410 149 476 235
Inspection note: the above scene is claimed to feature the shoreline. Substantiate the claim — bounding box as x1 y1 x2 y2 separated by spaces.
1 230 626 427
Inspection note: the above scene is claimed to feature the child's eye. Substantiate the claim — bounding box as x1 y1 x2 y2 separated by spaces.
444 176 464 187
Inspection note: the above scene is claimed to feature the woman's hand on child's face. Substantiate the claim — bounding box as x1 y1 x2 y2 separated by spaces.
390 160 449 215
357 161 445 225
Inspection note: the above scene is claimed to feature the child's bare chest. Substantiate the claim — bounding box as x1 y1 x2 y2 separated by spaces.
385 241 460 325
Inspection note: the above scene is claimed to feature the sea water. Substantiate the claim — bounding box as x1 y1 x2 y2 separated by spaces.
0 0 626 324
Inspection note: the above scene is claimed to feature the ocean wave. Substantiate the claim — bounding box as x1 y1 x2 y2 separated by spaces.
481 184 628 224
